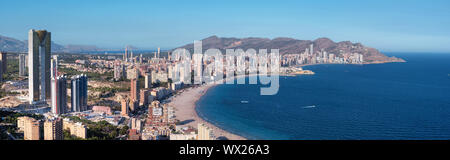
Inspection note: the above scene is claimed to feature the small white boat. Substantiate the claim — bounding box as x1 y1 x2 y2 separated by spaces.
241 101 249 104
303 105 316 109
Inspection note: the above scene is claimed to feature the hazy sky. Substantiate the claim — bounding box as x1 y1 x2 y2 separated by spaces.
1 0 449 52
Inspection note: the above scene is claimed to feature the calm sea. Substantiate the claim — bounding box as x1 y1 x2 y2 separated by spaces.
196 53 450 140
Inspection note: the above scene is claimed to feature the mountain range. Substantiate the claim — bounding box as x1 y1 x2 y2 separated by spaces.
0 34 102 53
176 36 405 63
1 34 404 63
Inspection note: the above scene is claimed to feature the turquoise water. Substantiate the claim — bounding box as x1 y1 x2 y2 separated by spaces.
196 53 450 140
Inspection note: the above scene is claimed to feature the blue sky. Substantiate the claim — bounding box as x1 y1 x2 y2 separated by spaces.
1 0 449 52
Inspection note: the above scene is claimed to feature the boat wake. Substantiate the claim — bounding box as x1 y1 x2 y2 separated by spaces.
303 105 317 109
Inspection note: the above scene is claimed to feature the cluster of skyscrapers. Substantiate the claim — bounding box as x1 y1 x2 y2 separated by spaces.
281 44 364 66
27 29 88 115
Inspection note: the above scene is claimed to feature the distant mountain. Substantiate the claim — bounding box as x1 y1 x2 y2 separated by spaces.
0 34 102 53
175 36 405 63
0 35 27 52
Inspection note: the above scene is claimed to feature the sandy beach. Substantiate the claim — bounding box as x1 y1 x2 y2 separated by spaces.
169 83 246 140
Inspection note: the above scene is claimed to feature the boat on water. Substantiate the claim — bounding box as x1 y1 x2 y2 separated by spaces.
241 101 249 104
303 105 316 109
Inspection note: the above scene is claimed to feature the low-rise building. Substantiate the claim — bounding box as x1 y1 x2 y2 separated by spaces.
92 106 113 115
170 133 197 140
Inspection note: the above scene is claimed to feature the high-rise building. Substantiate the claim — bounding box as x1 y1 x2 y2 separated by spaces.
19 54 26 76
0 52 7 81
23 117 41 140
71 74 88 112
124 46 128 62
168 51 171 61
50 55 58 78
44 118 63 140
62 119 87 139
139 90 149 106
114 63 127 81
157 47 160 58
28 30 51 104
130 49 134 62
130 118 143 133
121 98 129 116
71 122 87 139
130 79 140 102
121 65 127 79
127 67 139 80
197 123 214 140
113 64 120 81
113 63 122 81
144 73 152 89
0 52 7 74
151 70 168 83
0 55 2 82
51 75 68 115
129 100 139 112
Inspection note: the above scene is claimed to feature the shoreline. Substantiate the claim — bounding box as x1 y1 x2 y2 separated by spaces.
169 73 301 140
169 83 247 140
168 61 406 140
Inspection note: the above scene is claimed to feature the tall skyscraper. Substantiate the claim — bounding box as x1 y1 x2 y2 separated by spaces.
0 52 7 74
157 47 160 58
168 51 171 61
44 118 63 140
19 54 26 76
51 75 67 115
121 65 127 79
0 52 7 82
130 49 134 62
71 74 88 112
124 46 128 62
130 79 140 102
50 55 58 78
144 73 152 89
28 29 51 104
